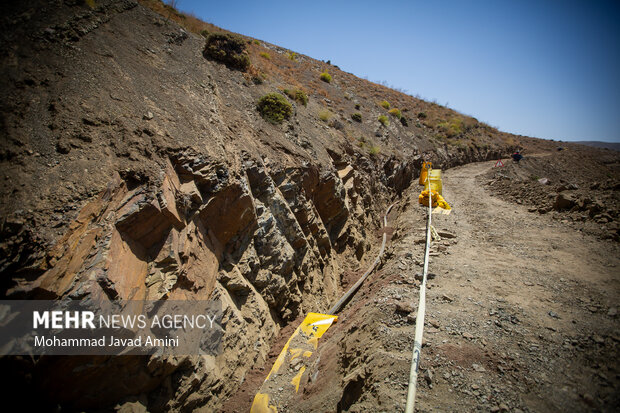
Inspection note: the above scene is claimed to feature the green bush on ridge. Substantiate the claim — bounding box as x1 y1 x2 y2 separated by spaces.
257 93 293 124
203 33 250 71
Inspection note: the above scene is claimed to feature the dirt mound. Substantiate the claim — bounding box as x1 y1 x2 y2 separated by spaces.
484 146 620 241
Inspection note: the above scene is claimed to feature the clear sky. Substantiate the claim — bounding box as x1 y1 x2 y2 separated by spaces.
176 0 620 142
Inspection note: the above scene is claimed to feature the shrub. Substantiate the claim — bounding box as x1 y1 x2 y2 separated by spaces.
253 39 260 45
251 74 265 84
320 71 332 83
388 108 402 119
283 88 308 106
380 100 390 109
288 52 298 61
378 115 389 126
203 33 250 71
247 65 266 85
200 29 209 38
400 117 408 127
437 117 463 137
368 145 381 156
355 103 361 110
418 111 427 119
351 113 362 122
257 93 292 124
259 52 271 60
318 109 332 122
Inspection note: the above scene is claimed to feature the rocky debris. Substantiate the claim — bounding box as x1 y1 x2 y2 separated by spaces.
484 148 620 241
437 230 457 239
553 193 576 210
424 369 434 386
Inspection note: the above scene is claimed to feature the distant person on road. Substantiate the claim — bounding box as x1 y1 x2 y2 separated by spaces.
511 150 523 163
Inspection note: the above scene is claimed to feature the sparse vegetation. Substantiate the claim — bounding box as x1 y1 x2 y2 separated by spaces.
356 136 379 155
259 52 271 60
257 93 292 124
246 65 266 85
437 117 464 137
319 109 332 122
380 100 390 109
351 113 362 122
251 73 265 84
418 111 428 119
378 115 389 126
368 145 381 156
355 103 361 110
283 88 308 106
320 71 332 83
203 33 250 71
253 39 260 45
388 108 402 119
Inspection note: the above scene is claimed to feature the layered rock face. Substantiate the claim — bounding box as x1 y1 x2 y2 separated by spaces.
4 147 407 409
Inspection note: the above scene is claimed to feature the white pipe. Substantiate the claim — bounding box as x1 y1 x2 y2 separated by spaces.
405 165 433 412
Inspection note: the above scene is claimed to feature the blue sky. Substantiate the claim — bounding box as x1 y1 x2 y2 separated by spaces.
176 0 620 142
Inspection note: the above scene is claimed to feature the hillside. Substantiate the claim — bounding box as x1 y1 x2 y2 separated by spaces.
0 1 618 412
574 141 620 151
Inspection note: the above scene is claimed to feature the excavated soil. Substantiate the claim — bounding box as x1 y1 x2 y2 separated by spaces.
483 147 620 241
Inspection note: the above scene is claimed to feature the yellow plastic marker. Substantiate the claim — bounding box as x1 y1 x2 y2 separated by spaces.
251 313 338 412
291 366 306 392
419 161 432 185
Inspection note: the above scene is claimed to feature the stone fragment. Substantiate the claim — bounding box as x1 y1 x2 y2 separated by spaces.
424 369 433 385
553 193 576 210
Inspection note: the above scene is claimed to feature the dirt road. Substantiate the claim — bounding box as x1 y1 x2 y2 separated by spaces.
412 160 620 412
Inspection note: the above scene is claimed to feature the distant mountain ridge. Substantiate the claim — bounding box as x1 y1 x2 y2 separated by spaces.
574 141 620 151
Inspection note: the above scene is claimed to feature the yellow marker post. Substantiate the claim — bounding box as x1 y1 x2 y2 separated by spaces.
419 161 432 185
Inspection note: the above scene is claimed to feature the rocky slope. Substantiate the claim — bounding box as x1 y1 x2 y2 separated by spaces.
0 0 521 410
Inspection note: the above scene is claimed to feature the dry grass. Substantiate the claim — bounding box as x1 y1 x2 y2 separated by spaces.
138 0 221 36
